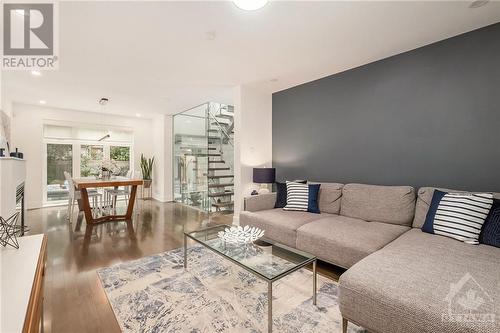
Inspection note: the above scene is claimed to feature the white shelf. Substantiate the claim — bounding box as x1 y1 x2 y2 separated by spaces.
0 234 44 333
0 157 25 161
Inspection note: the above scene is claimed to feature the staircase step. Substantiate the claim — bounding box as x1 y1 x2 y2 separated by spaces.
216 114 233 120
208 191 234 198
209 175 234 179
208 183 234 188
208 167 231 171
184 153 222 157
180 146 218 152
208 136 222 140
212 202 234 208
208 160 225 164
211 122 229 126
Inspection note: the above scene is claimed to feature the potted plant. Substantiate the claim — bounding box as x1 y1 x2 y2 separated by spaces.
140 154 154 188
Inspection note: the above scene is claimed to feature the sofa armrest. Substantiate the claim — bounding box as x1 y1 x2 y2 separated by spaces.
244 193 277 212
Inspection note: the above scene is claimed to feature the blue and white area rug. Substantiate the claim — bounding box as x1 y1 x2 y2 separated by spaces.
97 245 365 333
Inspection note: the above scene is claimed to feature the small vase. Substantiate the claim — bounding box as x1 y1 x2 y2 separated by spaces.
143 179 152 188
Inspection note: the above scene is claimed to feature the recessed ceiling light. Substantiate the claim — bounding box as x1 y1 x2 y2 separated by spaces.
469 0 489 8
233 0 268 11
39 100 47 105
31 70 42 76
136 113 142 118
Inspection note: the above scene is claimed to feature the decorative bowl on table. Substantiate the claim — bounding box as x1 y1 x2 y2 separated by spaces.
217 225 265 244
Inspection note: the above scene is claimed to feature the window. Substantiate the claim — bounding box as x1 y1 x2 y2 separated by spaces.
46 143 73 201
43 123 134 204
81 145 104 177
110 146 131 176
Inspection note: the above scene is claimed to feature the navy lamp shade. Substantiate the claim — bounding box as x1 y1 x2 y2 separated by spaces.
253 168 276 184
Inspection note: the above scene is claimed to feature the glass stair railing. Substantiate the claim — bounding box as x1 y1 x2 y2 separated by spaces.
207 103 234 213
173 102 234 214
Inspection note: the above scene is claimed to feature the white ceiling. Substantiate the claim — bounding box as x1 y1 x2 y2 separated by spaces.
3 1 500 117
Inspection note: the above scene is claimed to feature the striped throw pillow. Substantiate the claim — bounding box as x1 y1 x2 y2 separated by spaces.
283 181 309 211
423 190 493 245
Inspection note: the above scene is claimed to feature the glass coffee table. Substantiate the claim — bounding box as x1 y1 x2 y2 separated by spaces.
184 224 317 333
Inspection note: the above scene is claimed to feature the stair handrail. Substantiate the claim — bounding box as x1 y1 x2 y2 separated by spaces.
207 104 234 147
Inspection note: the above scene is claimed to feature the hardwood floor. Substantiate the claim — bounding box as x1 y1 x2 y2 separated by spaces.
25 200 342 333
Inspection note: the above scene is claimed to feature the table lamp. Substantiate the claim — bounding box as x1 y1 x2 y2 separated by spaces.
253 167 276 195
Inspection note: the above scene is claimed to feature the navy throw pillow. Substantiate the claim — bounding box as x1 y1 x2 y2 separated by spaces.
274 180 306 208
422 190 494 245
308 184 321 214
421 190 447 234
479 198 500 248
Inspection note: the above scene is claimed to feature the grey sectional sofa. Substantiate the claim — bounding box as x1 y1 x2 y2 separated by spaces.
241 183 500 333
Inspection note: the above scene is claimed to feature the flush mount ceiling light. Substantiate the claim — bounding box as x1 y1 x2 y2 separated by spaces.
31 70 42 76
39 100 47 105
233 0 268 11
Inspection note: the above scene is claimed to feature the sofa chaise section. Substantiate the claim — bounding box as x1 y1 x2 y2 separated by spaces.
338 228 500 333
296 215 410 268
296 183 415 268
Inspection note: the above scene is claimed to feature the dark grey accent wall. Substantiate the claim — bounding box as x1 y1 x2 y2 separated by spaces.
273 23 500 192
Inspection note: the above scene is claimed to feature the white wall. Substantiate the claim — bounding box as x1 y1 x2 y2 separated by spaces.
11 103 172 209
151 114 173 202
233 84 272 222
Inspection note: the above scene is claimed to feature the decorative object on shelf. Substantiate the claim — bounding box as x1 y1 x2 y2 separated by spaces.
253 167 276 194
0 110 11 155
0 212 22 249
9 147 23 159
0 148 5 157
217 225 265 244
140 154 155 189
251 189 259 196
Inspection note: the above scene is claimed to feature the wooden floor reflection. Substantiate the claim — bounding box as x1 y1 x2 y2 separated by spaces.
26 200 231 333
25 200 341 332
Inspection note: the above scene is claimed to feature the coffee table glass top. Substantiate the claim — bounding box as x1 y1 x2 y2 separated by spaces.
185 224 316 281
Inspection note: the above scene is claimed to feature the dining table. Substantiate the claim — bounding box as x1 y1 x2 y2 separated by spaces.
73 177 144 225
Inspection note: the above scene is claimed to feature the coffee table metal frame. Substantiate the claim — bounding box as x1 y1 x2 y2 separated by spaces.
184 224 317 333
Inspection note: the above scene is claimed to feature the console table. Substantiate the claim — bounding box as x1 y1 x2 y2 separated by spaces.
1 234 47 333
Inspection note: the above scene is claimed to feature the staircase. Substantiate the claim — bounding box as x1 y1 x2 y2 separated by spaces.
207 104 234 213
173 102 234 214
